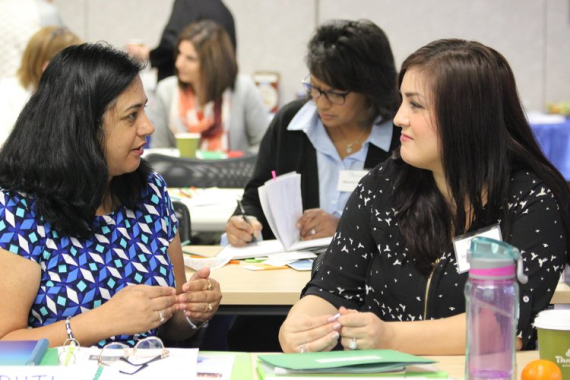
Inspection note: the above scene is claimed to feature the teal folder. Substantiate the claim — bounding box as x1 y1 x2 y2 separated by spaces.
0 339 50 366
257 350 447 379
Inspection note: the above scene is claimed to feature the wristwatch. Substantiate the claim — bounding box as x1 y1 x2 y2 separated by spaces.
186 316 209 330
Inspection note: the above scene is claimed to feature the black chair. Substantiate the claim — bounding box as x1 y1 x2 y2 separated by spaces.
311 251 326 277
172 201 191 244
145 153 257 188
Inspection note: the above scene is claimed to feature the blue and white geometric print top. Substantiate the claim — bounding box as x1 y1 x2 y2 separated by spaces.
0 172 178 347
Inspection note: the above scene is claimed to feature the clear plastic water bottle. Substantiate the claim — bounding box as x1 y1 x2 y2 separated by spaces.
465 237 528 380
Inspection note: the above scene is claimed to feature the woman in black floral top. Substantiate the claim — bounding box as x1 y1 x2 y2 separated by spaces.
279 39 570 355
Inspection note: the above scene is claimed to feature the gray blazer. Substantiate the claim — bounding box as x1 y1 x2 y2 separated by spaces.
149 74 269 153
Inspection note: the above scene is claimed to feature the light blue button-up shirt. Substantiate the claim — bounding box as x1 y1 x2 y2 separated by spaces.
287 101 393 218
220 102 394 246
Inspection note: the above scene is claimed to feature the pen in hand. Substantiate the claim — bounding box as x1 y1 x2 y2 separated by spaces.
237 199 257 244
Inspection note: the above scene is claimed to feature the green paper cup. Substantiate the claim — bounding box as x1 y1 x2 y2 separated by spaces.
534 309 570 378
176 133 200 158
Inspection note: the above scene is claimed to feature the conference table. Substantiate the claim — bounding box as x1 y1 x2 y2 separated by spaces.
250 351 539 380
32 347 540 379
185 247 570 316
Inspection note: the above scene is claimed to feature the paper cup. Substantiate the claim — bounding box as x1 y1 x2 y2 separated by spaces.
176 133 200 158
534 309 570 378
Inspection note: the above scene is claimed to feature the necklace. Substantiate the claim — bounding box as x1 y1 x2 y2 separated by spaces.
337 126 370 153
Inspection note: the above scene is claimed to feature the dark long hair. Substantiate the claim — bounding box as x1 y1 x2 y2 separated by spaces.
0 43 152 237
306 19 400 123
394 39 570 273
177 20 237 104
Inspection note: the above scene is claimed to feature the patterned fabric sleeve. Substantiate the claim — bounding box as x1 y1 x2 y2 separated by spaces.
302 162 390 309
506 172 567 349
149 172 179 243
0 189 44 263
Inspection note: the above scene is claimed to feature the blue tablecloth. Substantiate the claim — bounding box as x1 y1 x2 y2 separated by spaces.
531 117 570 180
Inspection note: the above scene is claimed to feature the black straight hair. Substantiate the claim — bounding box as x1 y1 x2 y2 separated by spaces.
393 39 570 273
306 19 400 123
0 43 152 237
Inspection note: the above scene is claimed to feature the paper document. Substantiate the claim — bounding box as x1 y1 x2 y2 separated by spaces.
56 346 198 380
218 238 331 260
197 353 235 379
258 172 303 250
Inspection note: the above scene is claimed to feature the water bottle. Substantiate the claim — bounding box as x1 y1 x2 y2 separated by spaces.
465 237 528 379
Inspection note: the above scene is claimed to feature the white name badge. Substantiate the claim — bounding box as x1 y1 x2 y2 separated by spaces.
337 170 369 192
452 224 502 274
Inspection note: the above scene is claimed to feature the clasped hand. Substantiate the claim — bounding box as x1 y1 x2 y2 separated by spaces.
178 267 222 322
103 268 221 335
280 307 390 353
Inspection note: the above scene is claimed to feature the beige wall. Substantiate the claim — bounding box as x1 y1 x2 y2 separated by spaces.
53 0 570 112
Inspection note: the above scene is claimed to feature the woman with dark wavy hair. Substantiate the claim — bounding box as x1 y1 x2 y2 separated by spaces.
0 43 222 347
280 39 569 354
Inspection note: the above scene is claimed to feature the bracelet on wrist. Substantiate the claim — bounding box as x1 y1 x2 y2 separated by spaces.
65 316 75 340
185 316 209 330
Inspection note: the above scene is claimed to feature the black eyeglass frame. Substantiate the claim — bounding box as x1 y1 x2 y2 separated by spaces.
301 74 351 105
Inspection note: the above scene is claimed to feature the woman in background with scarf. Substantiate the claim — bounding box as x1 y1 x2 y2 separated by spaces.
150 20 269 153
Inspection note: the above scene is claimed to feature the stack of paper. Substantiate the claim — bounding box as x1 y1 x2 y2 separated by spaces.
257 350 447 379
217 238 331 261
258 172 303 250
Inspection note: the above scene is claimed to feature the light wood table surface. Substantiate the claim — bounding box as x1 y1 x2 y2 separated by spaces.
251 350 539 379
185 246 310 315
185 246 570 315
552 282 570 305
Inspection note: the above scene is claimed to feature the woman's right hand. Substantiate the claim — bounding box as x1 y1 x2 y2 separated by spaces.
102 285 179 336
225 215 262 247
279 313 341 353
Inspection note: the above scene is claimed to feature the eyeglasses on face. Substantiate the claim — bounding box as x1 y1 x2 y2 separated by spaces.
301 74 350 105
98 336 169 375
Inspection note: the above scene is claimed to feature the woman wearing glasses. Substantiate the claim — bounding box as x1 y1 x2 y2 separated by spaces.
0 43 222 348
226 19 400 247
225 19 400 351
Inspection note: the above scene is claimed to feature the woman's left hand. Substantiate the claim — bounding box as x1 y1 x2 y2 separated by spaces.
338 306 393 350
297 208 339 240
178 267 222 322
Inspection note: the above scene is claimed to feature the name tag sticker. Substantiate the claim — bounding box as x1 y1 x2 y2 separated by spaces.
452 224 502 274
337 170 369 192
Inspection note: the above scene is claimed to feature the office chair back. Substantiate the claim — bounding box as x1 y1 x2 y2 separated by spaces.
172 201 192 243
145 153 257 188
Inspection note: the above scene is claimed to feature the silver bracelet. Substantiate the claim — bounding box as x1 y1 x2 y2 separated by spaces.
185 316 209 330
65 316 75 340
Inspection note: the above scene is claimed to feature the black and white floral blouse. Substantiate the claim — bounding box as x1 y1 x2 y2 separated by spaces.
302 159 567 349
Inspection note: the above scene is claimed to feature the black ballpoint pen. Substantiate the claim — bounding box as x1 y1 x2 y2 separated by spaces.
237 199 257 244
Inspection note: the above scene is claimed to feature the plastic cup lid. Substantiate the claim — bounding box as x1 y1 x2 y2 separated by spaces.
534 309 570 330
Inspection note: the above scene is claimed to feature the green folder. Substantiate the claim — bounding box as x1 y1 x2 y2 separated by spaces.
257 350 447 378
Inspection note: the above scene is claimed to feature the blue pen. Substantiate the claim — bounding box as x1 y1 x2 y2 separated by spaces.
237 199 257 244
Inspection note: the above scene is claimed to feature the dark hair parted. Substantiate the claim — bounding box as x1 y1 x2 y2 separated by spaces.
177 20 237 105
393 39 570 273
306 19 400 122
0 43 152 238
